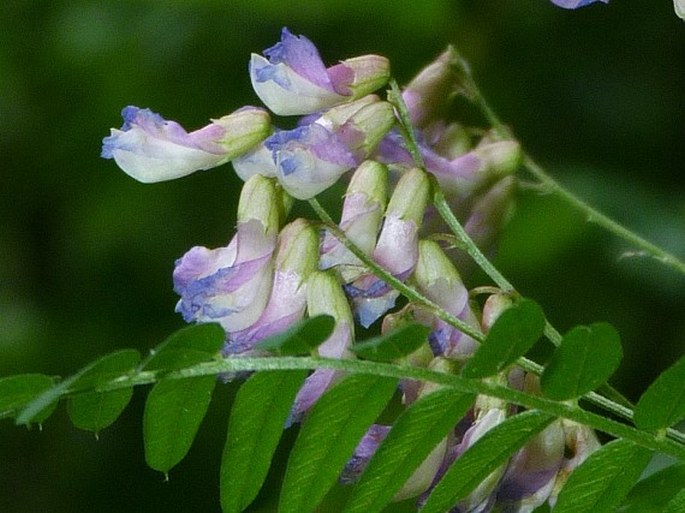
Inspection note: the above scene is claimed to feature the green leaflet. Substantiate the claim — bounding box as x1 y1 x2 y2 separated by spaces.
663 487 685 513
553 438 652 513
541 323 623 400
221 370 308 513
420 410 554 513
342 390 474 513
255 315 335 355
65 349 141 432
618 463 685 513
16 349 140 426
0 374 54 420
462 298 545 378
634 354 685 430
278 374 398 513
142 322 225 371
351 323 431 362
143 375 216 474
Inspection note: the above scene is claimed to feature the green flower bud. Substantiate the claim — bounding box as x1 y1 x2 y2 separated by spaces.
237 175 282 235
386 167 430 224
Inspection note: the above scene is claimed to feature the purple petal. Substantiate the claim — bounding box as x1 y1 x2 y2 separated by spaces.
549 0 608 8
342 424 392 483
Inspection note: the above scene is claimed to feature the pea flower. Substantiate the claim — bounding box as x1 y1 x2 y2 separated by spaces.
549 0 609 8
675 0 685 20
320 160 388 282
345 167 430 327
259 97 395 199
413 240 479 358
288 270 355 425
102 105 271 183
173 175 281 333
225 218 319 355
250 27 390 116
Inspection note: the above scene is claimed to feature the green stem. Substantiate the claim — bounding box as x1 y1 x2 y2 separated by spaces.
93 356 685 460
447 49 685 276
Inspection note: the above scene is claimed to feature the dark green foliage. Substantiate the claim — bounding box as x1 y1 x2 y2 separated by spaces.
634 354 685 430
255 315 336 355
278 374 398 513
142 322 226 371
420 410 554 513
220 370 308 513
0 374 54 420
143 375 217 474
351 323 431 362
462 298 545 378
618 463 685 513
541 323 623 400
342 390 474 513
553 439 652 513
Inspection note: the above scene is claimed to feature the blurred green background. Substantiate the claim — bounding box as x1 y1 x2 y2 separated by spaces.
1 1 683 512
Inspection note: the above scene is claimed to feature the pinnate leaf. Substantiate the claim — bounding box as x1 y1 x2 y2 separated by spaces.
278 374 398 513
462 298 545 378
255 315 335 355
143 375 216 473
351 323 431 362
553 438 652 513
420 410 554 513
0 374 54 420
16 349 140 425
634 353 685 430
342 390 474 513
221 370 308 513
143 322 225 371
541 323 622 400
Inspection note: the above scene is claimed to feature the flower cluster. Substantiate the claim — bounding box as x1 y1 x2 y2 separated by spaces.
102 26 599 513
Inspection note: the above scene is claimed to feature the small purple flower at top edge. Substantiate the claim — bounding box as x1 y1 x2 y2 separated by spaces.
224 218 319 356
172 175 281 334
250 27 390 116
102 106 270 183
549 0 608 9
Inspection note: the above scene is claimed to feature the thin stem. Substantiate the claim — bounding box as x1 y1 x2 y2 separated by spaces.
308 197 484 344
92 356 685 460
448 48 685 276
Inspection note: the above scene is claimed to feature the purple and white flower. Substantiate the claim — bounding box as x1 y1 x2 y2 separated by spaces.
549 0 608 8
173 175 281 333
288 271 355 424
346 167 430 327
102 106 270 183
250 27 390 116
225 218 319 355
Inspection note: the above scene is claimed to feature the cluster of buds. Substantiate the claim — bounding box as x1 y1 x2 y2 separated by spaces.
102 27 600 513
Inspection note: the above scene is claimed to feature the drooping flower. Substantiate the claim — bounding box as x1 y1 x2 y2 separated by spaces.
320 160 388 282
549 0 609 8
288 270 355 425
102 105 271 183
413 240 479 358
250 27 390 116
345 167 430 327
257 96 395 200
173 175 281 333
225 218 319 355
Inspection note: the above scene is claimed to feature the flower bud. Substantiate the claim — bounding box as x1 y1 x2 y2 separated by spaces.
102 105 270 183
346 168 430 327
173 175 281 333
320 160 388 282
288 271 355 424
338 101 396 159
473 139 522 181
481 292 515 333
330 55 391 101
402 46 462 128
226 218 319 354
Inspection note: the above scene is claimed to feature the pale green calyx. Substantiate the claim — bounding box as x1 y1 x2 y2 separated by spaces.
342 54 391 100
214 107 272 161
414 239 462 290
346 101 396 157
385 167 430 224
306 271 354 327
275 218 319 279
346 160 389 207
237 175 282 234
